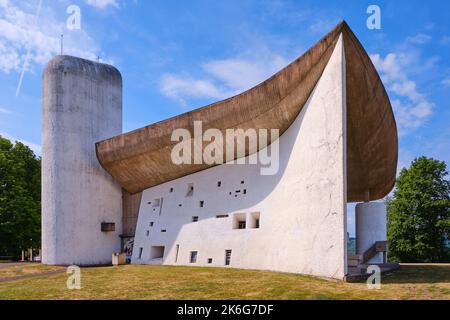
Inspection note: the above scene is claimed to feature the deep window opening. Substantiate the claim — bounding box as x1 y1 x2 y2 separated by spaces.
225 250 232 265
186 183 194 197
190 251 198 263
150 246 165 259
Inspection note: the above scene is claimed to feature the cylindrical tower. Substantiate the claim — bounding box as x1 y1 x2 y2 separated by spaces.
355 202 387 264
42 55 123 265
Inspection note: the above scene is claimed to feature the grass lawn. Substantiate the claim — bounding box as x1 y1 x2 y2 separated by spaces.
0 263 448 300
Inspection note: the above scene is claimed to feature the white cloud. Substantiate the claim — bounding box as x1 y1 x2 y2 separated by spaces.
160 54 289 106
0 132 41 155
0 1 102 74
160 74 233 106
439 35 450 45
0 107 12 114
84 0 119 9
371 53 434 135
406 33 431 45
442 78 450 88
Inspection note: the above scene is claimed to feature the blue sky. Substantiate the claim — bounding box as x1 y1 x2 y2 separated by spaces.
1 0 449 235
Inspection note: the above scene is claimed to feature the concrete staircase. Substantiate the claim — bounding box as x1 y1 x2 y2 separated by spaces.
344 241 398 282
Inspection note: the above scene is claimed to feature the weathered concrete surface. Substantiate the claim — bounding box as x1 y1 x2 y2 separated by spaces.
96 21 397 203
42 56 123 266
355 202 387 264
132 34 348 279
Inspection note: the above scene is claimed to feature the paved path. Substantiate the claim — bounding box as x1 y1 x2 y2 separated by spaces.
0 269 65 283
0 263 66 282
0 262 31 269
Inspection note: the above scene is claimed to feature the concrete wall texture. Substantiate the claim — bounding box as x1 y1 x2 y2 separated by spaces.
42 56 123 265
131 35 348 279
355 202 387 264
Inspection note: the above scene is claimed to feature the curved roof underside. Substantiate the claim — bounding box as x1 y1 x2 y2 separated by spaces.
96 21 398 202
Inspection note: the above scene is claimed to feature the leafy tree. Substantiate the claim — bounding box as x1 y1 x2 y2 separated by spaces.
0 135 41 259
387 156 450 262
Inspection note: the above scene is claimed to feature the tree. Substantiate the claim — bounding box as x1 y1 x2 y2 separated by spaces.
0 135 41 259
387 156 450 262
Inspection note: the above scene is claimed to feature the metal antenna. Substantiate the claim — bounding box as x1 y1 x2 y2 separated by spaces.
60 34 64 55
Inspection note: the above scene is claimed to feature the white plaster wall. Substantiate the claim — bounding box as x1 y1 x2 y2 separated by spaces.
355 202 387 264
132 34 348 279
42 56 123 266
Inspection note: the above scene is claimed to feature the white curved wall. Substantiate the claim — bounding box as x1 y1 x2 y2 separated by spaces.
132 34 348 279
42 56 123 266
355 202 387 264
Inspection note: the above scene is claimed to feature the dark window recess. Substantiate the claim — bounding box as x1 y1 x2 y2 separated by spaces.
229 192 232 195
170 187 174 192
241 181 245 184
138 247 143 259
217 181 222 187
101 222 115 232
149 222 154 227
190 251 198 263
238 221 246 229
255 218 260 229
178 204 182 207
216 214 229 218
146 230 149 236
150 246 165 259
200 201 204 207
225 250 232 265
147 201 152 205
161 229 167 233
192 216 199 222
186 183 194 196
236 190 241 193
207 258 213 264
175 244 180 263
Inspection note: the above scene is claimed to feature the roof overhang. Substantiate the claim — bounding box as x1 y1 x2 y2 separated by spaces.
95 21 398 202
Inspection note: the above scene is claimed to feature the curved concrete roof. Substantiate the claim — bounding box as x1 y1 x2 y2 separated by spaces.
96 21 398 202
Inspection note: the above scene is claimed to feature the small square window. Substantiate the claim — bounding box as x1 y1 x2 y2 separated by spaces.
207 258 213 264
170 187 174 192
153 198 161 207
241 181 245 184
161 229 167 233
217 181 222 187
190 251 198 263
238 221 246 229
243 189 247 194
149 222 154 227
200 201 204 207
192 216 199 222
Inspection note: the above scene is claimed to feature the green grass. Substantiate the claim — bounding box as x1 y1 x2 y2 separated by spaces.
0 263 449 300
